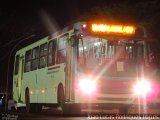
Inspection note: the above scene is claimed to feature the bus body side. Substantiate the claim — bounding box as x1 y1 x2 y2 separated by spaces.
13 30 75 107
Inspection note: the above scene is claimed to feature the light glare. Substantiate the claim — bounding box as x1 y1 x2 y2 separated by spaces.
83 24 87 28
79 78 96 94
133 80 151 96
30 91 33 95
41 89 45 94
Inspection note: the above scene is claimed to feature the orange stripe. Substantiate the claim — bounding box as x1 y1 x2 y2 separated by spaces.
48 66 60 70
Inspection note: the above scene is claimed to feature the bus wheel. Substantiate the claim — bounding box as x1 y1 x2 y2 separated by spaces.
25 88 30 113
57 84 65 111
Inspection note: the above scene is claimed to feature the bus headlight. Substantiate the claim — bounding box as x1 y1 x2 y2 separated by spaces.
78 78 96 94
133 80 151 96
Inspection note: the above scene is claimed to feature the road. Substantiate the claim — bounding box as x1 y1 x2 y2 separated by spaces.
1 107 160 120
1 112 160 120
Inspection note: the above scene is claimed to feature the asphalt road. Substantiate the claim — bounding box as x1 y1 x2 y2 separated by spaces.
1 112 160 120
1 107 160 120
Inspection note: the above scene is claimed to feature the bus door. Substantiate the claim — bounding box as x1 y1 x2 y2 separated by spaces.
17 55 24 101
65 35 77 102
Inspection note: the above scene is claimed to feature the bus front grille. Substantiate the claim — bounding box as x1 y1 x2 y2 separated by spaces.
99 80 134 94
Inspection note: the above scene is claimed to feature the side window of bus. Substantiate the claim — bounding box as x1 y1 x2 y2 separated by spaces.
24 50 31 72
39 43 48 68
56 36 67 64
31 47 39 70
14 55 19 75
48 39 57 66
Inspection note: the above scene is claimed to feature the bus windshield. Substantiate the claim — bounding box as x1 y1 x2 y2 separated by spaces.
78 36 144 77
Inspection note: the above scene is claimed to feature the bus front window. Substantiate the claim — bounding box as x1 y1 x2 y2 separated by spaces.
78 36 144 77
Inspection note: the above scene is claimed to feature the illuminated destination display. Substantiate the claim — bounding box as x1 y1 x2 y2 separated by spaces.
91 24 135 34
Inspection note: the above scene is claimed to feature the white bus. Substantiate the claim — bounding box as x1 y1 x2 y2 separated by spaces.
13 21 160 113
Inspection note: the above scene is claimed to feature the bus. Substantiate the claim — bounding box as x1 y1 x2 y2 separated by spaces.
13 21 160 113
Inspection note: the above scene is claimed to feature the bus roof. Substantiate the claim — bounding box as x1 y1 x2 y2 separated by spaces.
16 36 48 55
16 22 86 55
15 21 145 55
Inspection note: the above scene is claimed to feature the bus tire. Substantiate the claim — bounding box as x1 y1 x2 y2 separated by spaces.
25 87 30 113
57 84 65 111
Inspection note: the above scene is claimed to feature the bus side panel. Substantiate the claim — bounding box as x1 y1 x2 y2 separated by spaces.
44 63 66 104
13 75 19 102
23 71 38 103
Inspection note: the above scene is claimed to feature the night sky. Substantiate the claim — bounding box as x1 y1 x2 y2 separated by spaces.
0 0 119 93
0 0 160 93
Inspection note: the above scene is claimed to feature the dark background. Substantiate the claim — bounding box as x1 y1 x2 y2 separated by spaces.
0 0 160 94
